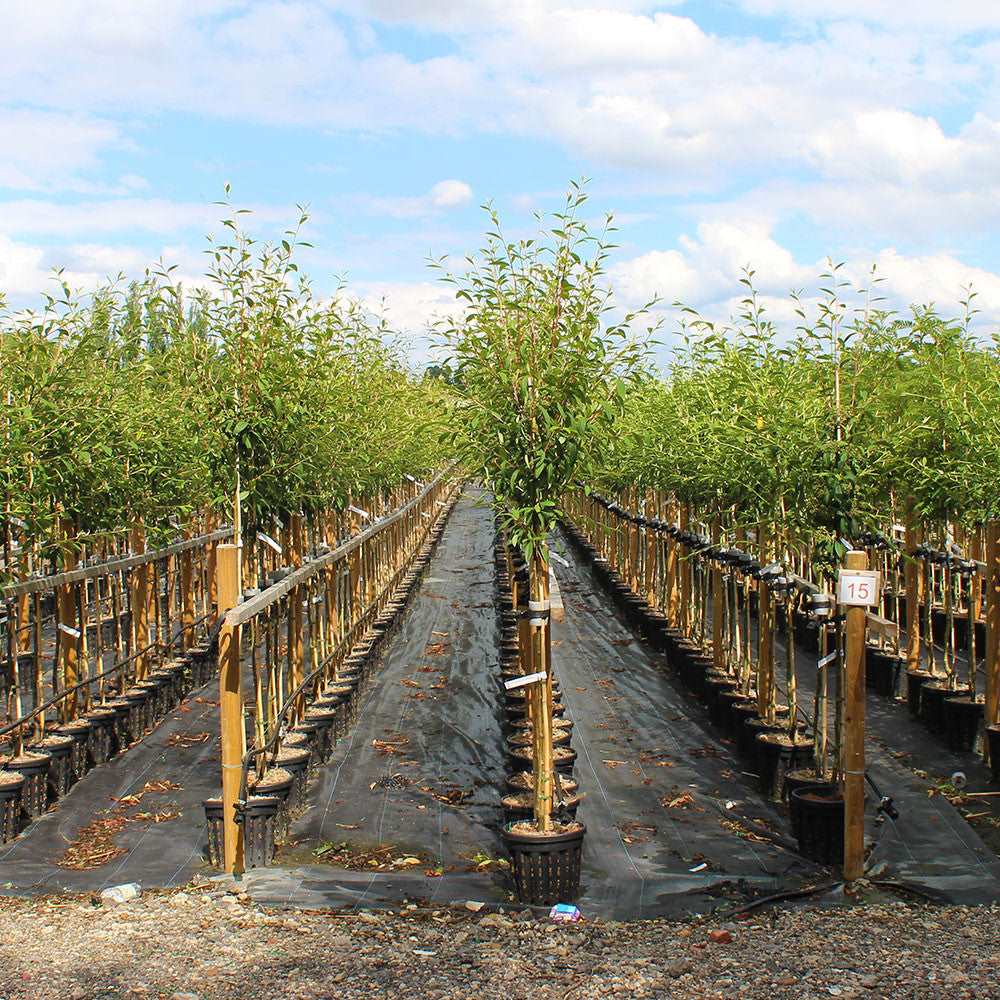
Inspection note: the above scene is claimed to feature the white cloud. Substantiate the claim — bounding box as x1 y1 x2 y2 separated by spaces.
361 180 473 218
612 220 1000 337
0 197 295 238
736 1 1000 33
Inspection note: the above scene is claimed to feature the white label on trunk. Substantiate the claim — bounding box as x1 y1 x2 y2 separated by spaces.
348 505 371 520
837 569 881 607
504 671 547 690
550 552 570 568
257 531 282 554
58 623 82 639
818 651 837 669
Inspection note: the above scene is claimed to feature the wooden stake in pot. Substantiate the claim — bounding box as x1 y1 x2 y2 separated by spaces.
217 543 244 875
985 522 1000 757
841 548 870 883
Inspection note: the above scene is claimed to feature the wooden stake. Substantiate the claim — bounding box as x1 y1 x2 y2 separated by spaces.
711 518 724 671
842 548 868 882
217 543 244 875
985 522 1000 744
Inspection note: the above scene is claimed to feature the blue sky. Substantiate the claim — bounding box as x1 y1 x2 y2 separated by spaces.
3 1 1000 363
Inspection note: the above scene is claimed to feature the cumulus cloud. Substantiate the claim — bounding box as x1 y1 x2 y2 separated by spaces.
360 180 473 218
612 220 1000 341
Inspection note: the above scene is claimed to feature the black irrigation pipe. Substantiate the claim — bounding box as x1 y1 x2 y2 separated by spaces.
0 612 214 744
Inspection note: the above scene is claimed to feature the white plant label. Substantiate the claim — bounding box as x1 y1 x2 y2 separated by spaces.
550 551 570 568
348 505 371 520
504 671 547 690
58 623 82 639
817 651 837 669
837 569 881 607
257 531 282 554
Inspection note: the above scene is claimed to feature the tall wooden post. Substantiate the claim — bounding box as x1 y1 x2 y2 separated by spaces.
217 543 244 875
530 550 553 832
181 532 195 652
842 549 868 882
904 509 923 673
679 504 691 634
130 526 150 679
711 518 724 670
757 523 774 720
57 521 80 719
985 522 1000 758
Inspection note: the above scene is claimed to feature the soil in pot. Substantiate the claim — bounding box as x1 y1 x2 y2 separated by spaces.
272 746 312 808
506 771 578 798
756 731 814 801
249 767 295 843
503 820 586 906
0 770 25 842
791 785 844 865
502 791 582 825
942 695 984 753
509 744 577 775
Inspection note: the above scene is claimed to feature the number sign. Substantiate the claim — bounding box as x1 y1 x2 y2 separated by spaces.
837 569 881 607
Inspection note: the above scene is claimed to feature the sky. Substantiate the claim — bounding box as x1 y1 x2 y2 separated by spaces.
2 0 1000 365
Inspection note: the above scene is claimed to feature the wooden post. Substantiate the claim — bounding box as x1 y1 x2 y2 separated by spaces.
985 522 1000 752
757 523 774 720
181 532 195 652
903 509 923 675
130 526 150 679
679 504 691 634
217 543 244 875
711 518 724 671
56 521 80 719
530 550 553 832
842 548 868 882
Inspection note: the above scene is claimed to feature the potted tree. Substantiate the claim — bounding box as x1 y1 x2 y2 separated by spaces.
439 184 652 903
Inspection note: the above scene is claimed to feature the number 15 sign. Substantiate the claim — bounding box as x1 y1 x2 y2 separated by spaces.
837 569 882 607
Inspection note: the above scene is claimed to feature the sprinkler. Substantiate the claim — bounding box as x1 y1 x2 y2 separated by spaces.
865 772 899 821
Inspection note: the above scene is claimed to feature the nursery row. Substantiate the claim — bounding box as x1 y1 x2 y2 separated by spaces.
207 473 459 873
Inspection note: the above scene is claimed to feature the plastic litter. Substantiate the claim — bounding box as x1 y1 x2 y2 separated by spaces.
549 903 581 923
100 883 142 904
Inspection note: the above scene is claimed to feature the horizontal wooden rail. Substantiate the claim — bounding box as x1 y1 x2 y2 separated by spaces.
1 527 232 599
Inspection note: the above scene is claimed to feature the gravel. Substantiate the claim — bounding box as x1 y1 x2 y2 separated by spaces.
0 888 997 999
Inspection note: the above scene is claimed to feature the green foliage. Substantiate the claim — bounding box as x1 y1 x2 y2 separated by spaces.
0 203 447 566
435 183 655 557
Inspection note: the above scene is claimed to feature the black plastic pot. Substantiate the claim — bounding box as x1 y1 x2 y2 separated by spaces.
122 688 153 741
942 696 984 753
704 672 738 725
791 785 844 865
203 797 224 867
733 703 763 758
6 751 51 818
503 822 586 905
920 681 970 734
0 771 25 842
718 691 754 739
83 708 117 765
866 648 900 698
240 794 281 869
987 725 1000 784
251 769 295 843
906 670 933 718
54 719 94 780
756 731 813 801
273 747 312 808
29 735 75 801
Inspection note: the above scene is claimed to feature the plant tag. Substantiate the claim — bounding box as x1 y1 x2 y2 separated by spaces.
58 623 82 639
348 505 371 520
817 651 837 669
504 671 546 690
837 569 881 607
550 551 570 568
404 474 417 483
689 862 707 872
257 531 282 554
421 512 431 518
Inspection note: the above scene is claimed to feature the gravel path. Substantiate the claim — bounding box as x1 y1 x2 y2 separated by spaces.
0 888 997 999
